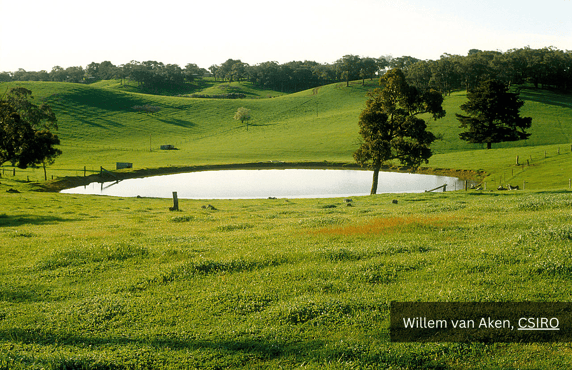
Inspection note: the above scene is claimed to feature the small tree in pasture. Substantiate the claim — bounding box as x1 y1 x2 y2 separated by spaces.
234 107 251 130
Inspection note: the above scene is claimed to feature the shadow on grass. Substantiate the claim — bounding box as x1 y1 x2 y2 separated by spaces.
0 285 49 303
2 327 287 359
465 192 501 196
521 88 572 109
0 214 79 227
0 327 448 369
156 117 197 128
529 189 572 194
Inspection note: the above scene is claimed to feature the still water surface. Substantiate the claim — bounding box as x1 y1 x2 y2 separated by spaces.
61 169 470 199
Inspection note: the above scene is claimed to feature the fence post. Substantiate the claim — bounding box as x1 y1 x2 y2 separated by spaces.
84 166 86 177
171 192 179 211
516 155 519 165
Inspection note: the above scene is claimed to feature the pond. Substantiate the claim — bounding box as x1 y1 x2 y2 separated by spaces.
60 169 472 199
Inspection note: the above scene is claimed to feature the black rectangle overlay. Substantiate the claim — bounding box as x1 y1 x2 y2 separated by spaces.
390 302 572 342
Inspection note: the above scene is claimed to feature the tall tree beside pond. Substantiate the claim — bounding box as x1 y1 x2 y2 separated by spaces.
354 69 444 195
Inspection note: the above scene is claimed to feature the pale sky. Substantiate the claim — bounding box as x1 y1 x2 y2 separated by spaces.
1 0 571 72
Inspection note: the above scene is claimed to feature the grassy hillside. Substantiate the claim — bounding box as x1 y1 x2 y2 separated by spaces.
431 87 572 153
2 79 572 191
0 80 372 177
89 78 289 99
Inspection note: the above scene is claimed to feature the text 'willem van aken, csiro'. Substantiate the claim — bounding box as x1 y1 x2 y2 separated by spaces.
390 302 571 342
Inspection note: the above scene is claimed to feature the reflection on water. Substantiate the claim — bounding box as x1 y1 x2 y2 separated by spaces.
60 169 471 199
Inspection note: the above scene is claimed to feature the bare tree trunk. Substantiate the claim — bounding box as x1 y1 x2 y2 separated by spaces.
370 165 381 195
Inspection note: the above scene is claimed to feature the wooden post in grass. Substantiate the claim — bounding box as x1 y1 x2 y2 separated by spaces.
84 166 86 177
171 192 179 211
516 155 519 165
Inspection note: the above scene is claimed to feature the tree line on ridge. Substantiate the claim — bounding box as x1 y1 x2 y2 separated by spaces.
1 46 571 94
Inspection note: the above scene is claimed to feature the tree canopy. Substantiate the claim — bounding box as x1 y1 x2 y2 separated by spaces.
234 107 251 130
0 87 61 170
456 79 532 149
354 69 444 194
4 46 572 95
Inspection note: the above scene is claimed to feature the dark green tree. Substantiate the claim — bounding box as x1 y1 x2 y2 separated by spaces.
218 59 244 82
359 57 379 85
86 61 118 81
49 66 67 82
337 55 361 87
354 69 444 195
0 88 61 172
456 79 532 149
184 63 205 82
389 56 421 72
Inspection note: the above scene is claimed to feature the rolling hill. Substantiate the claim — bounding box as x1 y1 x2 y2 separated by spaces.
2 79 572 190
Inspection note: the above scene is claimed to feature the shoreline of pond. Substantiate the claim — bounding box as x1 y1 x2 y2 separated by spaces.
39 161 486 193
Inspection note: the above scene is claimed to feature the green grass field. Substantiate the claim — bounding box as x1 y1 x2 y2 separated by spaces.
1 79 572 369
